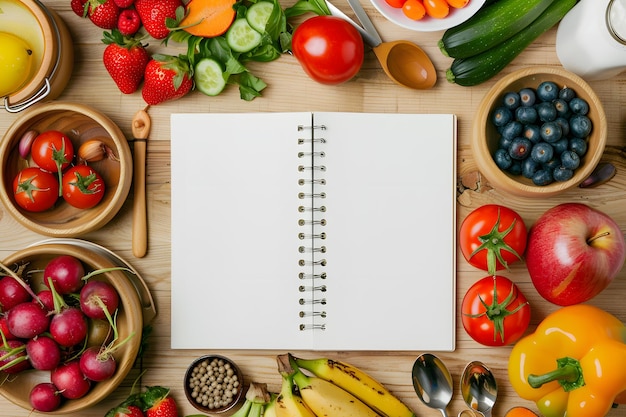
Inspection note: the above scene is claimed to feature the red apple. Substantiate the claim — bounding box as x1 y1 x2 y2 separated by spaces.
526 203 626 305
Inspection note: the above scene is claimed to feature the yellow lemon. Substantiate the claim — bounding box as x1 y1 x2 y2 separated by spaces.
0 31 34 97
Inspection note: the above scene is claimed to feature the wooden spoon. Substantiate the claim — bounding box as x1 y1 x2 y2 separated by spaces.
131 107 151 258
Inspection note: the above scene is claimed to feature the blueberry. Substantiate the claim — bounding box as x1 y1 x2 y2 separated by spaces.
543 158 561 172
540 121 563 143
493 148 513 170
569 137 588 156
531 142 554 164
537 81 559 102
536 101 557 122
560 150 581 170
516 106 538 124
553 166 574 182
570 114 592 138
491 106 513 127
523 124 541 144
508 160 523 176
552 137 569 155
519 88 536 106
503 91 521 110
499 134 514 150
554 117 570 137
559 86 577 102
522 157 539 179
508 137 532 160
569 97 589 115
552 99 570 118
532 169 554 186
500 121 523 140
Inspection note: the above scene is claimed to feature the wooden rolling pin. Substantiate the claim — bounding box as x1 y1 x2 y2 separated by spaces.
131 107 151 258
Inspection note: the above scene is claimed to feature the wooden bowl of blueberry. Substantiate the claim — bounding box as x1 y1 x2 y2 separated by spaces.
471 66 607 197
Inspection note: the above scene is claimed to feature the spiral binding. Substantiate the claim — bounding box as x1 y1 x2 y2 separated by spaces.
297 122 327 331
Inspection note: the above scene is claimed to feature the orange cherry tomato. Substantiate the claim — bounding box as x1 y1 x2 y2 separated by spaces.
386 0 407 8
446 0 469 8
423 0 449 18
402 0 426 20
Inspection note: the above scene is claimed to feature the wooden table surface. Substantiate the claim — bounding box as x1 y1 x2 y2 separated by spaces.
1 1 626 416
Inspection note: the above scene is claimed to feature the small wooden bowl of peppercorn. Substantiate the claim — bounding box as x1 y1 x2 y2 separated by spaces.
472 66 607 197
184 355 244 414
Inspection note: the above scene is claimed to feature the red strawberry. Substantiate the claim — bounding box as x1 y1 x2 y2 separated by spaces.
117 8 141 36
113 405 144 417
86 0 120 29
134 0 182 39
102 30 150 94
113 0 135 7
142 54 193 105
142 387 178 417
71 0 88 17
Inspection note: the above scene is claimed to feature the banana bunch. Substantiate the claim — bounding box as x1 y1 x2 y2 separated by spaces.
273 353 416 417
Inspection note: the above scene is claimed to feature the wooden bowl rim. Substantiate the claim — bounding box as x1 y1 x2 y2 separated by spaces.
471 66 607 197
0 243 143 414
0 101 132 236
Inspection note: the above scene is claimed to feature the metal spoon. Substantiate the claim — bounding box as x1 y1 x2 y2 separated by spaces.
411 353 454 417
328 1 437 90
460 361 498 417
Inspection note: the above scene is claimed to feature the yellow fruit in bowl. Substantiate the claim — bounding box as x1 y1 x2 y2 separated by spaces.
0 31 34 97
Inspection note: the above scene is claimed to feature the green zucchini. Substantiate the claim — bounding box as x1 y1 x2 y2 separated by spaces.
439 0 557 59
446 0 578 87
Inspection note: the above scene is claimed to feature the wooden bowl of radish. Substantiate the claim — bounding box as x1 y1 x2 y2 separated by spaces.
0 101 132 237
0 243 143 413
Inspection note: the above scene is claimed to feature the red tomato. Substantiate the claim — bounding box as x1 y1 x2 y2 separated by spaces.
62 165 105 209
13 167 59 212
291 16 364 85
462 275 530 346
459 204 527 275
386 0 407 8
31 130 74 174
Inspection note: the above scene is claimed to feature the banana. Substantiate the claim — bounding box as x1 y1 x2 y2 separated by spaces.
263 395 278 417
294 356 416 417
275 372 317 417
280 354 381 417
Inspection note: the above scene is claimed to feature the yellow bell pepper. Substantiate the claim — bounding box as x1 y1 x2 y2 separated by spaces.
508 304 626 417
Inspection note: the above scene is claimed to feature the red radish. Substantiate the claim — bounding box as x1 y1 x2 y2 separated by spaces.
80 280 120 319
80 345 117 381
44 255 86 294
30 382 62 412
0 339 31 373
50 307 88 347
87 318 113 347
51 360 91 399
0 275 32 312
26 335 61 370
0 315 17 340
6 302 50 339
35 289 55 311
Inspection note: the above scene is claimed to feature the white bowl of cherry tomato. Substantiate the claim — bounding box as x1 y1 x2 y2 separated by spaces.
472 66 607 197
0 102 132 236
369 0 486 32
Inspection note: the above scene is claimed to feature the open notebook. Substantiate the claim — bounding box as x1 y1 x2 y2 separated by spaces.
170 112 457 351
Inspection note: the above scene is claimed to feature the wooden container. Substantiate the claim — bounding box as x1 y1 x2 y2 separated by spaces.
1 0 74 113
471 66 607 197
0 243 143 414
0 102 133 237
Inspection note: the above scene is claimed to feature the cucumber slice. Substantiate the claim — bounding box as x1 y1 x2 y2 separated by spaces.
194 58 226 96
226 18 262 53
246 1 274 33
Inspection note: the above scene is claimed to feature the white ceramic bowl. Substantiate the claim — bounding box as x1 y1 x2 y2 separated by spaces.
369 0 486 32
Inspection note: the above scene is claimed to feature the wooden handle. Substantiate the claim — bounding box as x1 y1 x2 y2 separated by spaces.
132 139 147 258
131 107 151 258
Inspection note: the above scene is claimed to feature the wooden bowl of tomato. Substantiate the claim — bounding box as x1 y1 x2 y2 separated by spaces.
472 66 607 197
0 242 143 413
0 101 132 236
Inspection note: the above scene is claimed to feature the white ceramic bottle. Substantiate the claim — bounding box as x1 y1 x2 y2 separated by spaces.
556 0 626 80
